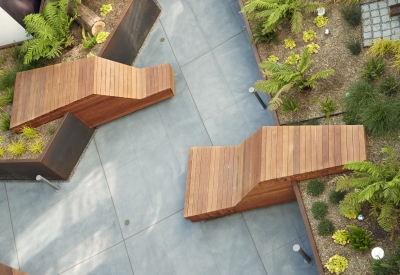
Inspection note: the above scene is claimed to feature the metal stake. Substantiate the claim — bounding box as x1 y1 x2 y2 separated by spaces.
36 175 60 192
249 87 267 109
293 244 312 264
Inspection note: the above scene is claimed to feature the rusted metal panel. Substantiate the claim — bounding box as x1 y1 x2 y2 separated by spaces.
99 0 160 65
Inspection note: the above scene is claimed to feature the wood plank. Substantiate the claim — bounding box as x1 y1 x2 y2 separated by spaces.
197 148 206 215
270 127 277 179
305 126 312 172
299 126 306 174
276 126 283 178
352 126 360 162
328 126 336 168
316 126 323 170
311 127 318 172
340 125 348 164
212 147 221 211
322 126 329 169
358 126 367 161
264 127 272 181
287 126 295 176
334 126 342 166
346 126 354 163
293 126 300 174
206 148 216 212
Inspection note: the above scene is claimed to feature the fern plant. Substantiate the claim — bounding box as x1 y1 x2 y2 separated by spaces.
311 97 335 121
81 28 97 50
280 96 298 114
255 48 334 110
251 20 278 44
21 0 76 64
346 225 374 251
241 0 322 34
0 88 14 106
360 57 385 81
332 146 400 238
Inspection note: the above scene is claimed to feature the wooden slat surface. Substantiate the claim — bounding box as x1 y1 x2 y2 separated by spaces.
10 57 174 131
184 125 367 222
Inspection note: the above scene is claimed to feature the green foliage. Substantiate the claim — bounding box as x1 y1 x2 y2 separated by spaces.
359 100 400 136
95 32 109 44
21 0 76 64
333 147 400 237
7 43 23 61
284 38 296 49
311 201 328 219
0 88 14 106
306 42 320 54
370 238 400 275
100 4 112 16
0 113 10 131
267 55 279 63
346 225 374 251
313 16 328 28
344 36 362 55
0 56 5 65
329 190 347 204
81 28 97 50
285 52 300 65
307 180 325 196
325 255 348 275
21 126 38 139
332 230 350 245
251 21 279 44
340 3 362 27
0 62 35 90
241 0 322 33
304 118 319 125
29 140 43 154
379 75 399 96
255 48 334 110
8 140 25 156
360 57 385 81
0 146 4 157
48 126 56 135
342 80 376 125
280 96 298 114
311 96 335 121
303 30 316 42
318 219 335 235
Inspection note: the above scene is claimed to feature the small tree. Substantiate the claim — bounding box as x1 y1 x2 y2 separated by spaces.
332 146 400 239
255 49 334 110
241 0 322 34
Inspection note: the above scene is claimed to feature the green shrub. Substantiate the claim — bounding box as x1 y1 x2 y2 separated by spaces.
329 190 347 205
303 30 317 42
280 97 298 114
0 62 35 90
370 238 400 275
318 219 335 235
304 118 319 125
342 80 376 124
379 75 399 96
347 225 374 251
311 201 328 220
360 57 385 81
340 3 362 27
8 140 26 156
0 146 4 157
0 113 11 131
307 180 324 196
344 36 362 55
251 21 278 44
81 28 98 50
359 100 399 136
311 97 335 121
100 4 112 16
48 126 56 136
0 88 14 106
95 32 109 44
332 230 350 245
325 255 348 274
284 38 296 49
29 140 43 154
7 42 22 61
313 16 328 28
21 126 38 139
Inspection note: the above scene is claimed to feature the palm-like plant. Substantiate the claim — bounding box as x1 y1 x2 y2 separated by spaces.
21 0 76 64
242 0 323 33
332 146 400 238
255 49 334 110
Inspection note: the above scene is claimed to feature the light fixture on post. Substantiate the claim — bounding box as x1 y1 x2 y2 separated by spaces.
249 87 267 110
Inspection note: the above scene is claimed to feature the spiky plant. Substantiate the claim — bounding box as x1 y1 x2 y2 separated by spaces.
0 113 11 131
21 126 38 139
241 0 322 34
21 0 76 64
8 140 26 156
255 48 334 110
311 97 335 121
332 146 400 238
81 27 98 50
29 140 43 154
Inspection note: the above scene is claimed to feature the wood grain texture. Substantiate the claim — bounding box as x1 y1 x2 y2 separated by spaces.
10 57 174 132
184 125 367 222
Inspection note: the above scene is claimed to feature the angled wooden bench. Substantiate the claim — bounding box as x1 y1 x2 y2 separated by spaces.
10 56 174 132
184 125 367 222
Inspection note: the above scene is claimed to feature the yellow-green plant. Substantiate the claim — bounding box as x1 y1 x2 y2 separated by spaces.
87 52 95 57
8 140 26 156
100 4 112 16
369 39 400 70
29 140 43 154
96 32 110 44
241 0 323 34
21 126 38 139
332 230 350 245
325 255 348 274
0 135 3 143
267 55 279 63
0 146 4 157
303 30 316 42
306 42 320 54
311 96 335 121
285 52 300 65
81 27 97 50
313 16 328 28
284 38 296 49
255 48 334 109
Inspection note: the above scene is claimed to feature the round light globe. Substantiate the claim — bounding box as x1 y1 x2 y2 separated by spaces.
371 247 384 260
357 214 365 221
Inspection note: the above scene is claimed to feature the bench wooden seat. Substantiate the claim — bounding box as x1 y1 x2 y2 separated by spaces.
10 57 174 132
390 3 400 17
184 125 367 222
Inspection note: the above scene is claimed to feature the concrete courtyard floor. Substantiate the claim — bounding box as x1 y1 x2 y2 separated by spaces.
0 0 319 274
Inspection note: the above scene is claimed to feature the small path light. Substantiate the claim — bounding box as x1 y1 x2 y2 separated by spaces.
249 87 267 110
357 214 365 221
324 28 331 36
293 244 312 264
36 175 60 192
317 7 326 16
371 247 384 260
124 219 130 226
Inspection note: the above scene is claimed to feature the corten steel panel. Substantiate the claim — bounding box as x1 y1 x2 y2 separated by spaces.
99 0 160 65
0 113 93 180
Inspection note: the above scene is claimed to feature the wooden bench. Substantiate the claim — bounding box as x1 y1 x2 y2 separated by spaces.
0 263 28 275
184 125 367 222
390 3 400 17
10 57 174 132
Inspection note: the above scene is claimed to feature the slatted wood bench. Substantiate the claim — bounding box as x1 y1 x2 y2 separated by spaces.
184 125 367 222
10 56 174 132
390 3 400 17
0 262 28 275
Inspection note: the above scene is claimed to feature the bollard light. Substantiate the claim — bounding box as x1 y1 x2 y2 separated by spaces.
248 87 267 110
371 247 384 260
293 244 312 264
357 214 365 221
324 28 331 35
36 175 60 192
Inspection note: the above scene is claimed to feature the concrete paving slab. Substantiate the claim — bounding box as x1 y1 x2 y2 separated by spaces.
0 228 18 270
226 258 266 275
0 183 12 233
